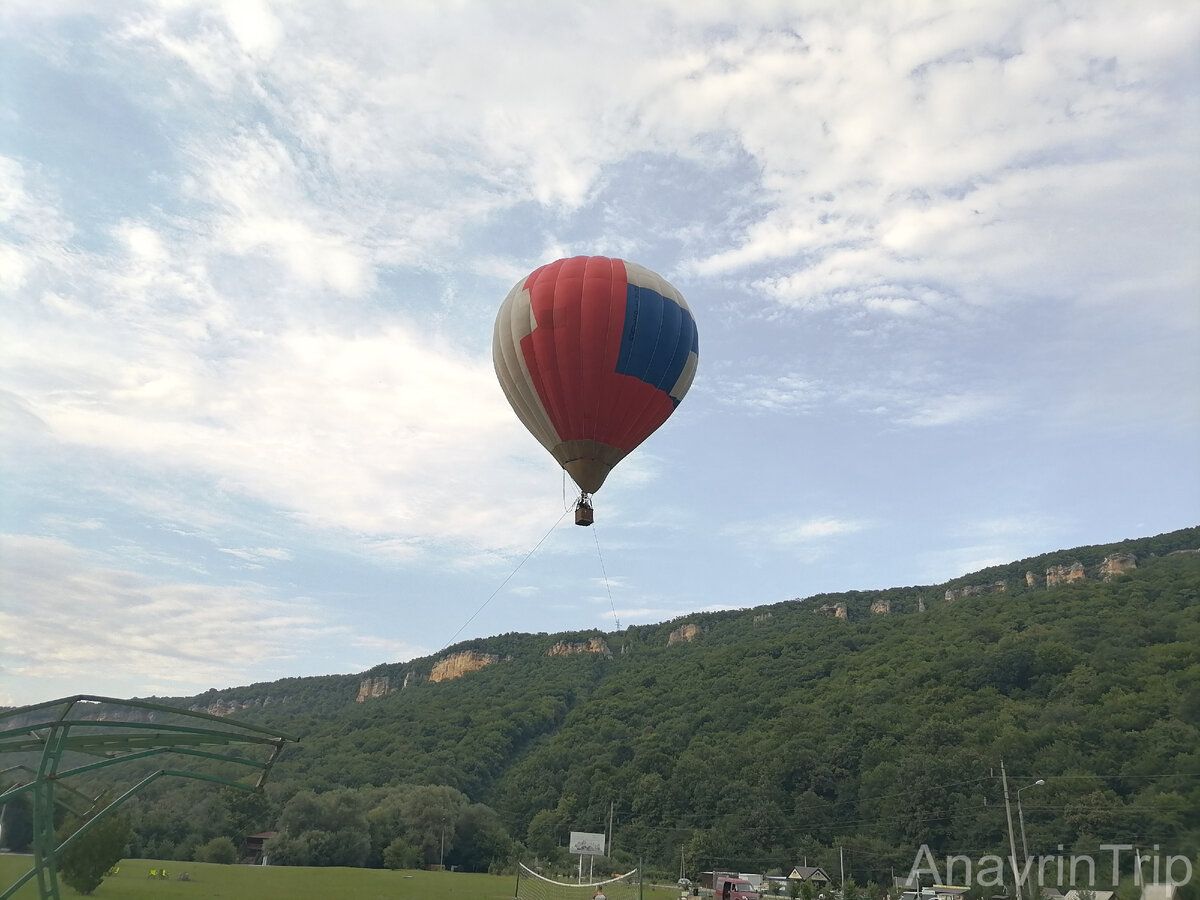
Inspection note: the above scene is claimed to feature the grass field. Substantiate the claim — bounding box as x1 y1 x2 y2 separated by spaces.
0 856 682 899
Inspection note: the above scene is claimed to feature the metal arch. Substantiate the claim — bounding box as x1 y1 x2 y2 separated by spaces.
0 695 297 900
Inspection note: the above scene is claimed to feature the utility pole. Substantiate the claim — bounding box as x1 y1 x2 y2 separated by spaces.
608 801 614 857
1001 761 1021 900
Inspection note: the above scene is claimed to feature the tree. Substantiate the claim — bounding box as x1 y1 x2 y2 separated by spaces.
305 827 371 867
57 811 132 896
383 836 421 869
224 787 271 844
277 791 324 835
264 831 310 866
526 808 564 859
273 789 371 867
449 803 515 873
195 835 238 864
398 784 468 866
0 790 33 852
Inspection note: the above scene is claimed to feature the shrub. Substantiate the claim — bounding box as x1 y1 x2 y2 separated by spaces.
383 837 421 870
195 836 238 864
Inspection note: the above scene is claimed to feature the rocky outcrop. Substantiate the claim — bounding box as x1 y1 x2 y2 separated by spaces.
819 602 848 620
429 650 499 683
946 581 1007 602
402 670 426 689
547 637 612 659
1026 571 1038 588
189 697 275 717
870 599 891 615
753 612 773 624
1100 553 1137 580
668 624 701 645
1046 562 1085 587
356 676 390 702
917 597 926 612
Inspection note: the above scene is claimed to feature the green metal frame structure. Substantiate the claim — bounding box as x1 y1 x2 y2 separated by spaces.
0 694 296 900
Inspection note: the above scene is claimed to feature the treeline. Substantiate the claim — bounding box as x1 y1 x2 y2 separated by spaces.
4 528 1198 890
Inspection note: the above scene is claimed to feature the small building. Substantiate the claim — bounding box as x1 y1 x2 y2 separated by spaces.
239 831 277 865
899 888 968 900
789 866 832 887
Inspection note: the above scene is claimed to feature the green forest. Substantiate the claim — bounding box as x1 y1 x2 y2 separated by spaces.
3 527 1199 895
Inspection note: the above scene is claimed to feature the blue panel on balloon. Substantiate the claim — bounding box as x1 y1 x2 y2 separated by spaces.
616 284 698 401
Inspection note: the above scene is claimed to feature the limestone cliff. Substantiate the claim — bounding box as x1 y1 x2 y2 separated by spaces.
945 581 1007 602
870 599 891 615
667 623 701 645
189 697 276 717
356 675 390 702
547 637 612 659
1045 562 1085 587
430 650 500 683
1100 553 1137 580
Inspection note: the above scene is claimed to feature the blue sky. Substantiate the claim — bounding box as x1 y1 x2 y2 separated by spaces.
2 1 1197 707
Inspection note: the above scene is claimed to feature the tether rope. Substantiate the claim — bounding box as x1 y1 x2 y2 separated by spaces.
442 505 569 649
592 523 620 631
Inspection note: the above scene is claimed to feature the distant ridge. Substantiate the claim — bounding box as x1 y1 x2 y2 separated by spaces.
163 524 1200 711
5 525 1197 882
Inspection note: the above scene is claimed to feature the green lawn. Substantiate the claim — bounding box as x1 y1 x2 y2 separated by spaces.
0 857 514 899
0 856 682 899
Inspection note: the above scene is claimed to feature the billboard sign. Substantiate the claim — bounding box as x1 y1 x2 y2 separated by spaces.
569 831 606 855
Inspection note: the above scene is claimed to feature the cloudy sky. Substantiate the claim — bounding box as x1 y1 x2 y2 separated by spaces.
2 1 1197 708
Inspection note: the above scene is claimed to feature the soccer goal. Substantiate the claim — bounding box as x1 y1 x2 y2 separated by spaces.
515 862 642 900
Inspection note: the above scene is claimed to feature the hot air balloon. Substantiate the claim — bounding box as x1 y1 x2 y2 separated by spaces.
493 256 699 525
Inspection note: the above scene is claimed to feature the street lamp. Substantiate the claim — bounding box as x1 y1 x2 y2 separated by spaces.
1016 780 1045 879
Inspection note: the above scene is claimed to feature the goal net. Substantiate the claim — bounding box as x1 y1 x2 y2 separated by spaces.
515 862 642 900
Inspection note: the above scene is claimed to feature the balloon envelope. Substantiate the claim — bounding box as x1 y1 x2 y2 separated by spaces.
493 256 699 495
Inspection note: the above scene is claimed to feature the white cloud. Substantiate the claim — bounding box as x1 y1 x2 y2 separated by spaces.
724 514 867 556
714 373 826 412
898 391 1006 427
221 0 283 60
675 4 1200 327
219 545 294 566
16 323 544 547
0 533 338 700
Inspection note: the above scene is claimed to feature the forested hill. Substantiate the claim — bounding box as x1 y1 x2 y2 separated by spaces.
10 527 1200 885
